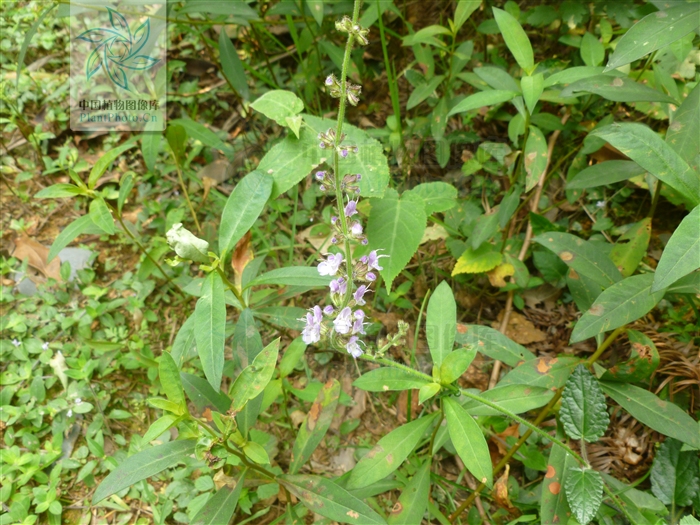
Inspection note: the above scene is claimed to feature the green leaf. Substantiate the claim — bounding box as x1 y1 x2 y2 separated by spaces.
141 130 160 173
279 337 306 378
444 397 492 487
454 0 481 31
218 170 273 259
230 338 280 412
500 356 581 390
570 273 665 342
243 441 269 464
194 272 227 390
448 90 518 116
666 83 699 171
600 381 700 449
653 205 700 291
166 125 187 161
440 347 476 384
524 126 547 192
452 244 502 275
564 467 603 525
348 413 439 489
117 173 134 213
650 438 700 507
580 32 605 67
367 189 427 292
353 368 431 392
404 182 457 214
171 313 196 369
264 114 389 199
470 211 500 250
610 218 651 277
406 75 445 110
250 90 304 126
560 365 609 442
601 329 659 383
402 25 451 47
16 3 57 88
605 3 700 72
191 471 246 525
387 459 431 525
602 473 668 525
47 214 103 262
473 66 521 92
142 415 178 444
492 7 534 73
181 372 231 414
92 440 196 504
426 281 456 367
219 29 249 99
455 324 534 367
461 384 554 416
540 428 575 524
35 184 84 199
178 0 258 19
590 123 700 207
89 197 115 235
88 140 138 189
159 352 185 410
244 266 331 290
521 74 544 115
560 75 678 104
307 0 323 25
533 232 622 289
290 379 341 474
278 475 387 525
418 383 441 404
543 66 606 88
169 118 234 157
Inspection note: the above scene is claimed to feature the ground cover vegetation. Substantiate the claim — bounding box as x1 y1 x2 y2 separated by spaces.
1 0 699 524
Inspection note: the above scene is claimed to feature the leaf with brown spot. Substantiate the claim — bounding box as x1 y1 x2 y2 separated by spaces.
12 236 62 281
387 459 431 525
601 329 659 383
289 379 340 474
500 356 581 389
541 428 575 523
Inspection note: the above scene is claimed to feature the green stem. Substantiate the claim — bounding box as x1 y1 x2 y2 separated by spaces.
171 153 201 233
216 266 246 307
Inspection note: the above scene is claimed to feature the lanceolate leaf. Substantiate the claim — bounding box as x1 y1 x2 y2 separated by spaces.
590 123 700 207
652 205 700 291
88 140 138 189
191 470 246 525
444 397 493 488
601 381 700 449
244 266 331 290
570 273 666 343
426 281 456 367
601 329 659 383
650 438 700 507
455 324 535 367
92 440 196 503
229 338 280 412
35 184 84 199
47 214 104 262
560 365 609 442
605 3 700 72
233 309 264 437
448 90 518 116
440 347 476 384
353 367 431 392
171 313 196 368
500 356 580 390
169 118 234 157
219 29 249 100
534 232 621 289
461 384 554 416
89 197 115 235
387 459 431 525
559 75 677 104
610 218 651 277
194 272 227 390
278 475 387 525
567 160 646 190
367 188 427 292
159 352 186 410
219 170 273 260
666 83 700 171
290 379 341 474
180 372 231 414
541 428 575 524
524 125 548 192
407 75 445 110
492 7 534 73
564 467 604 525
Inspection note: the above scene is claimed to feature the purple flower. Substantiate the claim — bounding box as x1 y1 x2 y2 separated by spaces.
354 285 369 305
344 200 358 217
350 221 363 236
333 306 353 334
318 253 344 276
340 149 349 158
315 171 326 181
346 336 363 358
323 305 335 316
331 216 338 225
366 272 377 281
320 142 326 149
330 277 347 295
361 250 387 271
325 75 334 86
301 305 323 344
352 310 366 334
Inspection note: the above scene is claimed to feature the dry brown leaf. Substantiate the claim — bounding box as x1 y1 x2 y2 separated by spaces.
231 231 254 289
12 236 61 281
493 311 546 345
487 263 515 287
492 464 514 510
297 224 332 254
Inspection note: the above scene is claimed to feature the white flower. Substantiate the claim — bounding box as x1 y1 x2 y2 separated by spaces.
346 336 363 358
75 398 82 405
42 342 49 350
333 307 353 334
317 253 344 276
301 306 324 344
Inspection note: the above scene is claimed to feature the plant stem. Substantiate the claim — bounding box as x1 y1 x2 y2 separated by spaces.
216 266 246 307
171 153 202 233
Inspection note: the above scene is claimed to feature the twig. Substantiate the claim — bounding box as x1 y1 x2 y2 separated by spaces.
488 111 571 389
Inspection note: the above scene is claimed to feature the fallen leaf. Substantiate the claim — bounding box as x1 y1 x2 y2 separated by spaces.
12 236 61 281
493 311 546 345
492 464 514 510
487 263 515 287
420 224 449 244
231 231 254 289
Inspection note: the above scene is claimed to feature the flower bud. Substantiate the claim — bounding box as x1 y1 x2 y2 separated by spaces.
166 223 209 263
